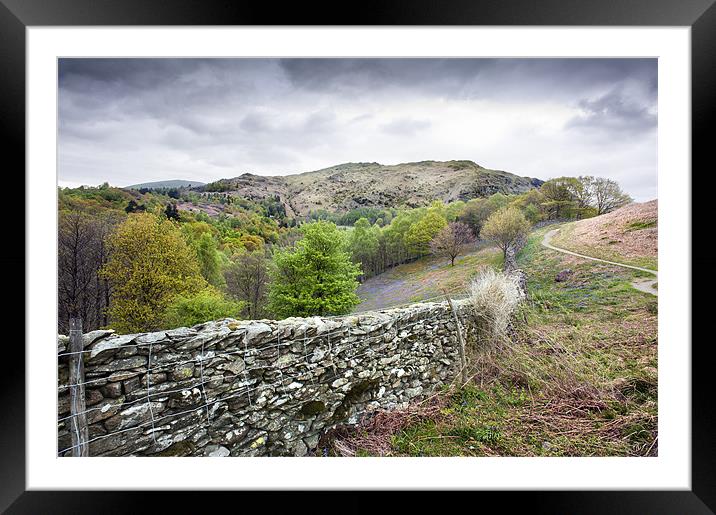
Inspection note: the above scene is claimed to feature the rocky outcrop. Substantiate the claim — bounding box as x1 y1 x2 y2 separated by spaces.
202 161 542 218
58 300 473 457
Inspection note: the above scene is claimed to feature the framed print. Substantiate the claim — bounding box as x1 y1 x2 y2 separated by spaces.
3 0 712 512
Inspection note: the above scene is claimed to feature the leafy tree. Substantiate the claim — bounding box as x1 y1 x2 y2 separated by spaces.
590 176 632 214
481 207 531 261
164 202 180 221
125 199 146 214
268 221 361 318
430 222 476 266
101 213 207 333
224 250 270 319
181 222 224 287
458 193 510 237
539 177 581 219
405 209 447 255
348 217 380 279
163 288 244 328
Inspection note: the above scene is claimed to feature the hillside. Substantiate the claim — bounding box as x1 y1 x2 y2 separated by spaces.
549 200 657 270
204 160 542 217
126 179 206 190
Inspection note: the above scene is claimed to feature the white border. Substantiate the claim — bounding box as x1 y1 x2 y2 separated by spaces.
27 27 691 490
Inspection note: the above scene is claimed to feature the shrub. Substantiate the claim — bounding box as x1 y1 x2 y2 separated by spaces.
163 288 245 328
467 267 525 346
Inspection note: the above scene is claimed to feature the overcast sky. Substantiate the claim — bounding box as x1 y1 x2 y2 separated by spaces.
58 58 657 201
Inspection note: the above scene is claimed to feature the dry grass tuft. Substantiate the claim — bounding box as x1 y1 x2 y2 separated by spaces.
466 267 525 347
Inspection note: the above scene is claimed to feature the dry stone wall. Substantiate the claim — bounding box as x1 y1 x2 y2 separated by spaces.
57 299 472 457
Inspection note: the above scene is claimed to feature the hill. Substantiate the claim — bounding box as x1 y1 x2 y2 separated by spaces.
126 179 206 190
549 200 657 270
204 160 542 217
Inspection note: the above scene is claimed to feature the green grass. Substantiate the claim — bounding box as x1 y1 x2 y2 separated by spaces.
354 244 503 311
626 220 657 231
333 226 658 457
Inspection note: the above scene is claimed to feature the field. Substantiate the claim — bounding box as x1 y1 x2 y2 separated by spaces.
328 225 658 457
549 200 658 271
353 243 503 312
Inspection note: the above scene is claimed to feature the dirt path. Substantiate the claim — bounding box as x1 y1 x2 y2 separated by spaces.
542 228 658 296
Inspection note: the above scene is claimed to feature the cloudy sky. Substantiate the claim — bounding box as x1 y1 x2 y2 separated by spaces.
58 58 657 201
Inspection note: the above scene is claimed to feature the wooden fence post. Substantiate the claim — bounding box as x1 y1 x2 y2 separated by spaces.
444 292 468 385
68 318 89 457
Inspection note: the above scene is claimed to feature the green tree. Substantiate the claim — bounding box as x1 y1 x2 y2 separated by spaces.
268 221 361 318
101 213 207 333
405 209 448 255
348 217 380 279
481 207 531 261
181 222 224 287
163 288 244 328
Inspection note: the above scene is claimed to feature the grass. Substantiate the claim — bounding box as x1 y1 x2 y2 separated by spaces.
626 220 658 231
354 243 503 311
550 222 658 271
327 226 658 457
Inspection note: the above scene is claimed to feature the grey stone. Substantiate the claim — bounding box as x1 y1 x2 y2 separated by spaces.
206 445 231 457
100 382 123 399
555 269 573 282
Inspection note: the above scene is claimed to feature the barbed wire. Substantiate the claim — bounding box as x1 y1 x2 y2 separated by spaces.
57 296 467 392
56 291 466 359
57 312 455 424
57 325 426 455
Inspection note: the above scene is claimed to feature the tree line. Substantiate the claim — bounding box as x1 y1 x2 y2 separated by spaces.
58 175 630 334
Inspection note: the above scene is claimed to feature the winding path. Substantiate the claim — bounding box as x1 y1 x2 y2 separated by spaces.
542 228 658 296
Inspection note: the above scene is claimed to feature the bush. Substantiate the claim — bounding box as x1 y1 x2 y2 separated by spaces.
467 267 525 346
163 288 245 328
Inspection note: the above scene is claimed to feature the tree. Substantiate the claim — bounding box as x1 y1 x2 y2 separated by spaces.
458 193 510 237
430 222 476 266
405 209 448 255
268 221 361 318
164 202 180 221
181 222 224 287
481 207 531 261
224 251 270 319
591 177 632 214
101 213 207 333
58 209 121 333
539 177 581 219
125 199 146 214
163 288 244 329
348 217 380 279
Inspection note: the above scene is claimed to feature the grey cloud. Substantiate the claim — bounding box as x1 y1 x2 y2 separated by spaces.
567 89 657 135
58 58 657 201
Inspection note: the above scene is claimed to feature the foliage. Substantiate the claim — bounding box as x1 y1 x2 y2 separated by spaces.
163 288 244 328
481 207 531 258
405 206 448 255
101 213 207 333
429 221 476 266
181 222 224 287
224 250 270 319
268 221 361 318
348 217 380 278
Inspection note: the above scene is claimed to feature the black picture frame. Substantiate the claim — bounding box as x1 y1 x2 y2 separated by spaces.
3 0 711 512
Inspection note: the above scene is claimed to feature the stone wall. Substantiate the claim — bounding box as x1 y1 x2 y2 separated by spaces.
57 299 473 457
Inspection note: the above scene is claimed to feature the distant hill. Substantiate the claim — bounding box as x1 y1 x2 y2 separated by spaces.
126 179 206 190
203 160 542 217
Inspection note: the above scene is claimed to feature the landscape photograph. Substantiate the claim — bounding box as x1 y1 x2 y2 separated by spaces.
56 58 658 458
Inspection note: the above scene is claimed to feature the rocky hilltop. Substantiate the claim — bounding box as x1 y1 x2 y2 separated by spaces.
204 160 542 217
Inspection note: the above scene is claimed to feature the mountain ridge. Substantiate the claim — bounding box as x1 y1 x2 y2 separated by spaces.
203 160 542 217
